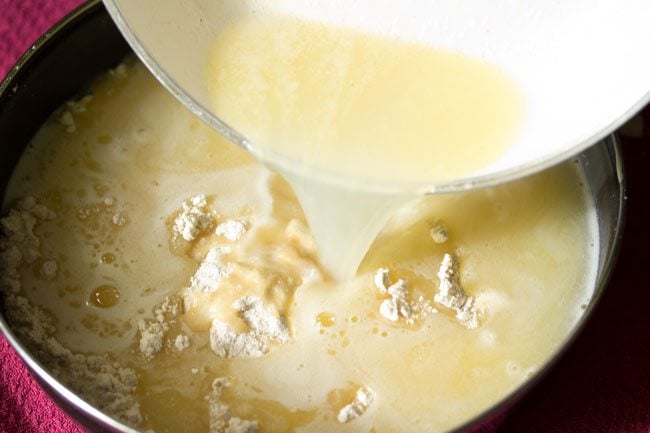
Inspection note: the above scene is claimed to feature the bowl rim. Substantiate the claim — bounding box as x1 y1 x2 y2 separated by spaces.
0 2 628 432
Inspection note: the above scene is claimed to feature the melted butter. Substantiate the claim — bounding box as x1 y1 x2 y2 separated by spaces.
316 312 336 328
139 389 209 433
89 284 120 308
100 253 116 264
207 16 524 280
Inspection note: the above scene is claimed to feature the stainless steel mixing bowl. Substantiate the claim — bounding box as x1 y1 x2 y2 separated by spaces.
0 2 626 432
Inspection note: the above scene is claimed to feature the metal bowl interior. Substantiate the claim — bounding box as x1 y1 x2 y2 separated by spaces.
0 2 626 433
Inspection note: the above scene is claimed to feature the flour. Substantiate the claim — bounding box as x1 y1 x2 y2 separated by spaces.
374 256 480 328
174 334 190 351
0 196 55 293
109 63 128 78
210 322 267 358
378 278 412 322
210 296 290 358
430 224 449 244
374 268 436 324
0 198 142 426
112 212 127 226
173 194 215 241
57 95 92 133
138 296 184 359
59 110 76 133
207 377 258 433
138 321 165 359
215 220 247 241
235 297 290 343
373 268 391 293
435 254 480 329
40 260 57 280
337 387 374 423
188 247 233 293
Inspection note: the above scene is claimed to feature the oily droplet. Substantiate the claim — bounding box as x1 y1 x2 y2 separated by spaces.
101 253 116 264
316 312 336 328
90 285 120 308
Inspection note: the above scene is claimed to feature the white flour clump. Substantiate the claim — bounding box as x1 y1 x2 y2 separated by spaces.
337 387 374 423
40 260 57 280
138 321 165 359
374 268 436 324
0 198 142 426
67 95 93 114
174 194 215 241
174 334 190 351
435 253 480 329
430 223 449 244
59 111 76 133
0 196 55 292
236 296 290 343
210 296 290 358
215 219 247 241
138 297 185 359
59 95 94 133
375 268 413 322
207 378 258 433
112 211 127 226
188 247 233 293
210 322 266 358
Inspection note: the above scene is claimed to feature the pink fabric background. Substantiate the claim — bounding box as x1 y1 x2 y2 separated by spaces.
0 1 649 432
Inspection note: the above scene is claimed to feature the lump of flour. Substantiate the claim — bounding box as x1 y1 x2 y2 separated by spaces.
374 268 436 325
138 296 187 360
188 247 233 293
337 387 374 423
207 377 258 433
210 296 290 358
215 219 248 241
430 223 449 244
177 201 320 360
0 196 55 293
435 253 480 329
375 268 413 322
58 95 93 133
173 194 215 242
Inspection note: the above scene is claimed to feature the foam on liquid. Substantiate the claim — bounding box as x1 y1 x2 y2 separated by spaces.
206 15 523 279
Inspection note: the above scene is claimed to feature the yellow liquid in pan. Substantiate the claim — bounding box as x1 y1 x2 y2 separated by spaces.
4 60 595 433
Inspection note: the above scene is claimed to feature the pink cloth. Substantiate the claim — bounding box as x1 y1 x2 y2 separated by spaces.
0 336 82 433
0 1 649 433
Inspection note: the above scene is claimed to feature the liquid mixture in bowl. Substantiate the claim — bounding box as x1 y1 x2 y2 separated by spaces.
0 58 597 433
